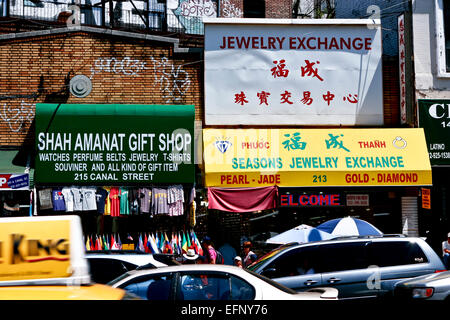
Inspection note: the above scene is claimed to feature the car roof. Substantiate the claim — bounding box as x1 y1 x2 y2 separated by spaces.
86 252 168 267
251 236 427 263
125 264 245 274
283 235 422 248
112 264 257 281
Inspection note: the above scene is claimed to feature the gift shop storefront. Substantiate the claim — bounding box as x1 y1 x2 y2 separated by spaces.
33 103 197 250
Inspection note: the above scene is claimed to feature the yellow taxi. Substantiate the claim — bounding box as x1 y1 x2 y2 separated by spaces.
0 283 135 300
0 215 138 300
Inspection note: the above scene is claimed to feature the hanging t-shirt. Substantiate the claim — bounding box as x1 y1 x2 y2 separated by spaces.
71 187 83 211
168 185 184 216
104 187 111 215
96 187 108 215
119 187 130 215
151 187 169 215
81 187 97 211
61 187 74 212
52 189 66 211
129 189 140 215
38 188 53 210
109 187 120 217
138 188 151 214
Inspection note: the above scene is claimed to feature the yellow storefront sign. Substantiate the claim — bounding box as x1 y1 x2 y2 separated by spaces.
203 128 432 187
0 217 73 281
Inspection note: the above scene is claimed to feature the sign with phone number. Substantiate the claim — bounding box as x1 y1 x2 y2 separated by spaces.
418 99 450 166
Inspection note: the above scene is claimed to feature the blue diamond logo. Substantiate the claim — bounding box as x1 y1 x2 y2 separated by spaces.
215 140 232 153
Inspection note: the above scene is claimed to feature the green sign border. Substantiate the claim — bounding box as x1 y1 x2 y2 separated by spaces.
35 104 195 185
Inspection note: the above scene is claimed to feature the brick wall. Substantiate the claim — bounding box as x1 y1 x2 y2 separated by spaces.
0 32 203 147
382 57 400 127
265 0 292 18
219 0 292 18
219 0 244 18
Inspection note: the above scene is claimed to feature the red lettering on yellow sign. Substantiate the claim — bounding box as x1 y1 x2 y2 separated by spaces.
219 174 281 185
220 175 250 185
345 174 369 183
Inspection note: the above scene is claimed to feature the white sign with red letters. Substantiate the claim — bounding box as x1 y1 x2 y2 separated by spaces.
204 18 383 126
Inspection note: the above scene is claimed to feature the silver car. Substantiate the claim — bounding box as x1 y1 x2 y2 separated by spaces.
247 236 446 299
394 271 450 300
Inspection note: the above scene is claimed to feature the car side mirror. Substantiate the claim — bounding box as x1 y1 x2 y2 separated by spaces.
261 268 277 278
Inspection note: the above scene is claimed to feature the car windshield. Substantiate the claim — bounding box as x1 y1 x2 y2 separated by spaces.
247 242 298 271
244 269 297 294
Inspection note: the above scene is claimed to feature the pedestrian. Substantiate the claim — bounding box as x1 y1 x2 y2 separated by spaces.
234 256 243 268
218 241 237 265
442 232 450 269
182 248 200 264
242 241 257 267
201 236 217 264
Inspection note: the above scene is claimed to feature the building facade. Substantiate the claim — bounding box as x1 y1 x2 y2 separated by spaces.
411 0 450 253
0 0 437 257
0 24 204 248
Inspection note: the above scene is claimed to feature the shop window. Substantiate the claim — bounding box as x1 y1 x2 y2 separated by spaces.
436 0 450 75
243 0 265 18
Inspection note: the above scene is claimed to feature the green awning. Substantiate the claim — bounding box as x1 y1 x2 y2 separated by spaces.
0 151 29 174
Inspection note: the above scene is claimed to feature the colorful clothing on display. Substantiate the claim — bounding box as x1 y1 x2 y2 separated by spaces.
36 186 193 217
